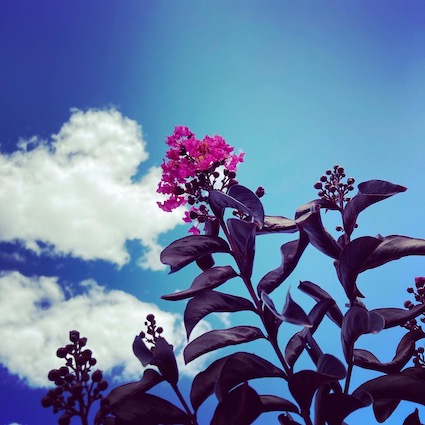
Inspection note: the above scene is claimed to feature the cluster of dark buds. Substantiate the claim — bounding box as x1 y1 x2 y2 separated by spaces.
314 165 355 212
139 313 164 345
41 330 109 425
404 277 425 331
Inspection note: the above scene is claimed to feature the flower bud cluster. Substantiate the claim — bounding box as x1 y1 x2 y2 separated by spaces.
413 346 425 368
314 165 355 211
157 126 244 234
41 330 109 424
139 313 164 346
404 277 425 332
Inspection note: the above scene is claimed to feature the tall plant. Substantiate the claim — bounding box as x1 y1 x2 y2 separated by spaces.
44 127 425 424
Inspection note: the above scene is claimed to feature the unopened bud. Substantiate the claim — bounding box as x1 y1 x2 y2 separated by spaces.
255 186 265 198
69 330 80 343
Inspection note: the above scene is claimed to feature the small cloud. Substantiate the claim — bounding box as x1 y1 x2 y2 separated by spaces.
0 271 210 387
0 108 184 270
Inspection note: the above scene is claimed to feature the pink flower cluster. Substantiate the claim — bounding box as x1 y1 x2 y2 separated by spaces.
157 126 244 233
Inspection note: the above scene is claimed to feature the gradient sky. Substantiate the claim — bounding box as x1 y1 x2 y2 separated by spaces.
1 1 425 424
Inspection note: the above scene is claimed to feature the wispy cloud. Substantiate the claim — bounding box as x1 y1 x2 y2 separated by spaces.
0 271 211 388
0 108 183 270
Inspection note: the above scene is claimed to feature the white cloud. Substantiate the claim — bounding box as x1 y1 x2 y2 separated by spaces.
0 271 211 388
0 108 184 270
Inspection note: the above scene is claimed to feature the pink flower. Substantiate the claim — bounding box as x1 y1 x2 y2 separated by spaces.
188 226 201 235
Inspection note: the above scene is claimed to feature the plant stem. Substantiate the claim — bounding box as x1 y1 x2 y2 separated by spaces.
171 382 198 425
301 409 313 425
344 363 353 394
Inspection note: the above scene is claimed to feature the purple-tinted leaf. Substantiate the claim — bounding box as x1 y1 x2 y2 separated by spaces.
305 332 325 366
184 326 265 364
162 265 238 301
262 291 312 327
184 290 256 339
160 235 231 273
196 254 215 271
356 368 425 405
403 408 422 425
361 235 425 272
205 217 220 236
227 218 257 279
257 233 309 295
150 337 178 385
372 305 425 329
342 306 384 363
214 352 286 402
278 412 303 425
295 200 341 259
321 391 372 425
317 354 346 379
262 301 283 341
285 299 335 367
343 180 407 237
257 215 298 235
110 392 190 424
353 330 424 374
132 335 153 366
298 280 343 327
228 184 265 227
288 369 343 413
191 355 229 412
105 369 164 407
373 398 400 423
211 383 263 425
209 189 252 220
335 236 382 301
260 395 299 414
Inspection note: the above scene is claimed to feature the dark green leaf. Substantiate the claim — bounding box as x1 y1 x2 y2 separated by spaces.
162 265 238 301
184 326 265 364
184 290 256 339
160 235 231 273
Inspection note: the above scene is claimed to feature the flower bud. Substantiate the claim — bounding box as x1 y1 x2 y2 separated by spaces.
69 330 80 343
407 287 414 293
59 366 69 377
48 369 60 382
97 380 109 391
255 186 265 198
146 313 155 322
92 369 103 382
314 182 322 189
41 395 53 408
157 326 163 334
320 175 327 182
415 277 425 288
58 413 71 425
56 347 68 358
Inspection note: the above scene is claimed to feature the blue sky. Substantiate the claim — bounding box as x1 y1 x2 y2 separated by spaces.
1 1 425 424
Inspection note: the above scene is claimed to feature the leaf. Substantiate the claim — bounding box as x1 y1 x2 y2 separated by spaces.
373 398 400 423
295 200 341 259
259 395 299 414
278 412 303 425
298 280 343 327
211 383 263 425
214 352 286 402
372 305 425 329
334 236 382 301
228 184 265 227
262 291 312 327
162 265 238 301
227 218 257 279
361 235 425 272
356 367 425 406
341 306 385 363
353 330 424 374
321 391 372 425
184 290 256 339
209 189 253 220
257 215 298 235
403 408 423 425
160 235 231 273
132 335 153 366
105 369 164 407
150 337 178 385
285 299 335 367
183 326 265 364
257 233 309 295
109 392 190 424
343 180 407 237
288 369 343 414
317 354 346 379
